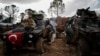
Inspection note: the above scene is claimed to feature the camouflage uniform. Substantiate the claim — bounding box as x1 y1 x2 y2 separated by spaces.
20 9 37 31
21 18 36 29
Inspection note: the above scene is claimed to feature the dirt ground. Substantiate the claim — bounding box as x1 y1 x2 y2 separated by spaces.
42 38 76 56
0 33 76 56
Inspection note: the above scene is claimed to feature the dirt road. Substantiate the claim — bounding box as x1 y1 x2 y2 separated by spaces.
42 39 71 56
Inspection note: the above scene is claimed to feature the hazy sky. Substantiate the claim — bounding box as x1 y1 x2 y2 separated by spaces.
0 0 100 17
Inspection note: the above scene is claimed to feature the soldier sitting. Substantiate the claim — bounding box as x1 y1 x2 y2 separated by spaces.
20 10 36 31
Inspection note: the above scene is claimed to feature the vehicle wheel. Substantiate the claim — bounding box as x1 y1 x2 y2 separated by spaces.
66 27 78 45
36 38 45 54
0 41 5 56
1 42 12 56
76 39 90 56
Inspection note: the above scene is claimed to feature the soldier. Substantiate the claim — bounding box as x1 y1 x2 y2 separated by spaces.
49 18 57 43
20 10 36 31
50 18 57 33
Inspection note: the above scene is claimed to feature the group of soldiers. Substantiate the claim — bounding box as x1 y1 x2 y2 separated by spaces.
20 9 57 31
19 9 58 43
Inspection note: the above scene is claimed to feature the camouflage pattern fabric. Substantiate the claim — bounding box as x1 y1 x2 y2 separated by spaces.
21 18 36 28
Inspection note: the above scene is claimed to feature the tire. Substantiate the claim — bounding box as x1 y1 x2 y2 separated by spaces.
66 26 78 45
36 38 45 54
0 41 5 56
1 42 12 56
76 39 90 56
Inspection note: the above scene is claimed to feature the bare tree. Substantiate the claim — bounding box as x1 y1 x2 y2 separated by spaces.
4 4 19 23
48 0 65 17
11 4 19 17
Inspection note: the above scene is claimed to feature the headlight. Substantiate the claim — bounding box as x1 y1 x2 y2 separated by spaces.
29 34 33 38
3 35 6 39
28 40 32 43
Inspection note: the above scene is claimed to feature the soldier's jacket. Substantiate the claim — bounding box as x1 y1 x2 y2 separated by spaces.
21 18 36 28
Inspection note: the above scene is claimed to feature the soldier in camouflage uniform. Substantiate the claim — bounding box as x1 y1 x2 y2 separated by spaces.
20 10 36 31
